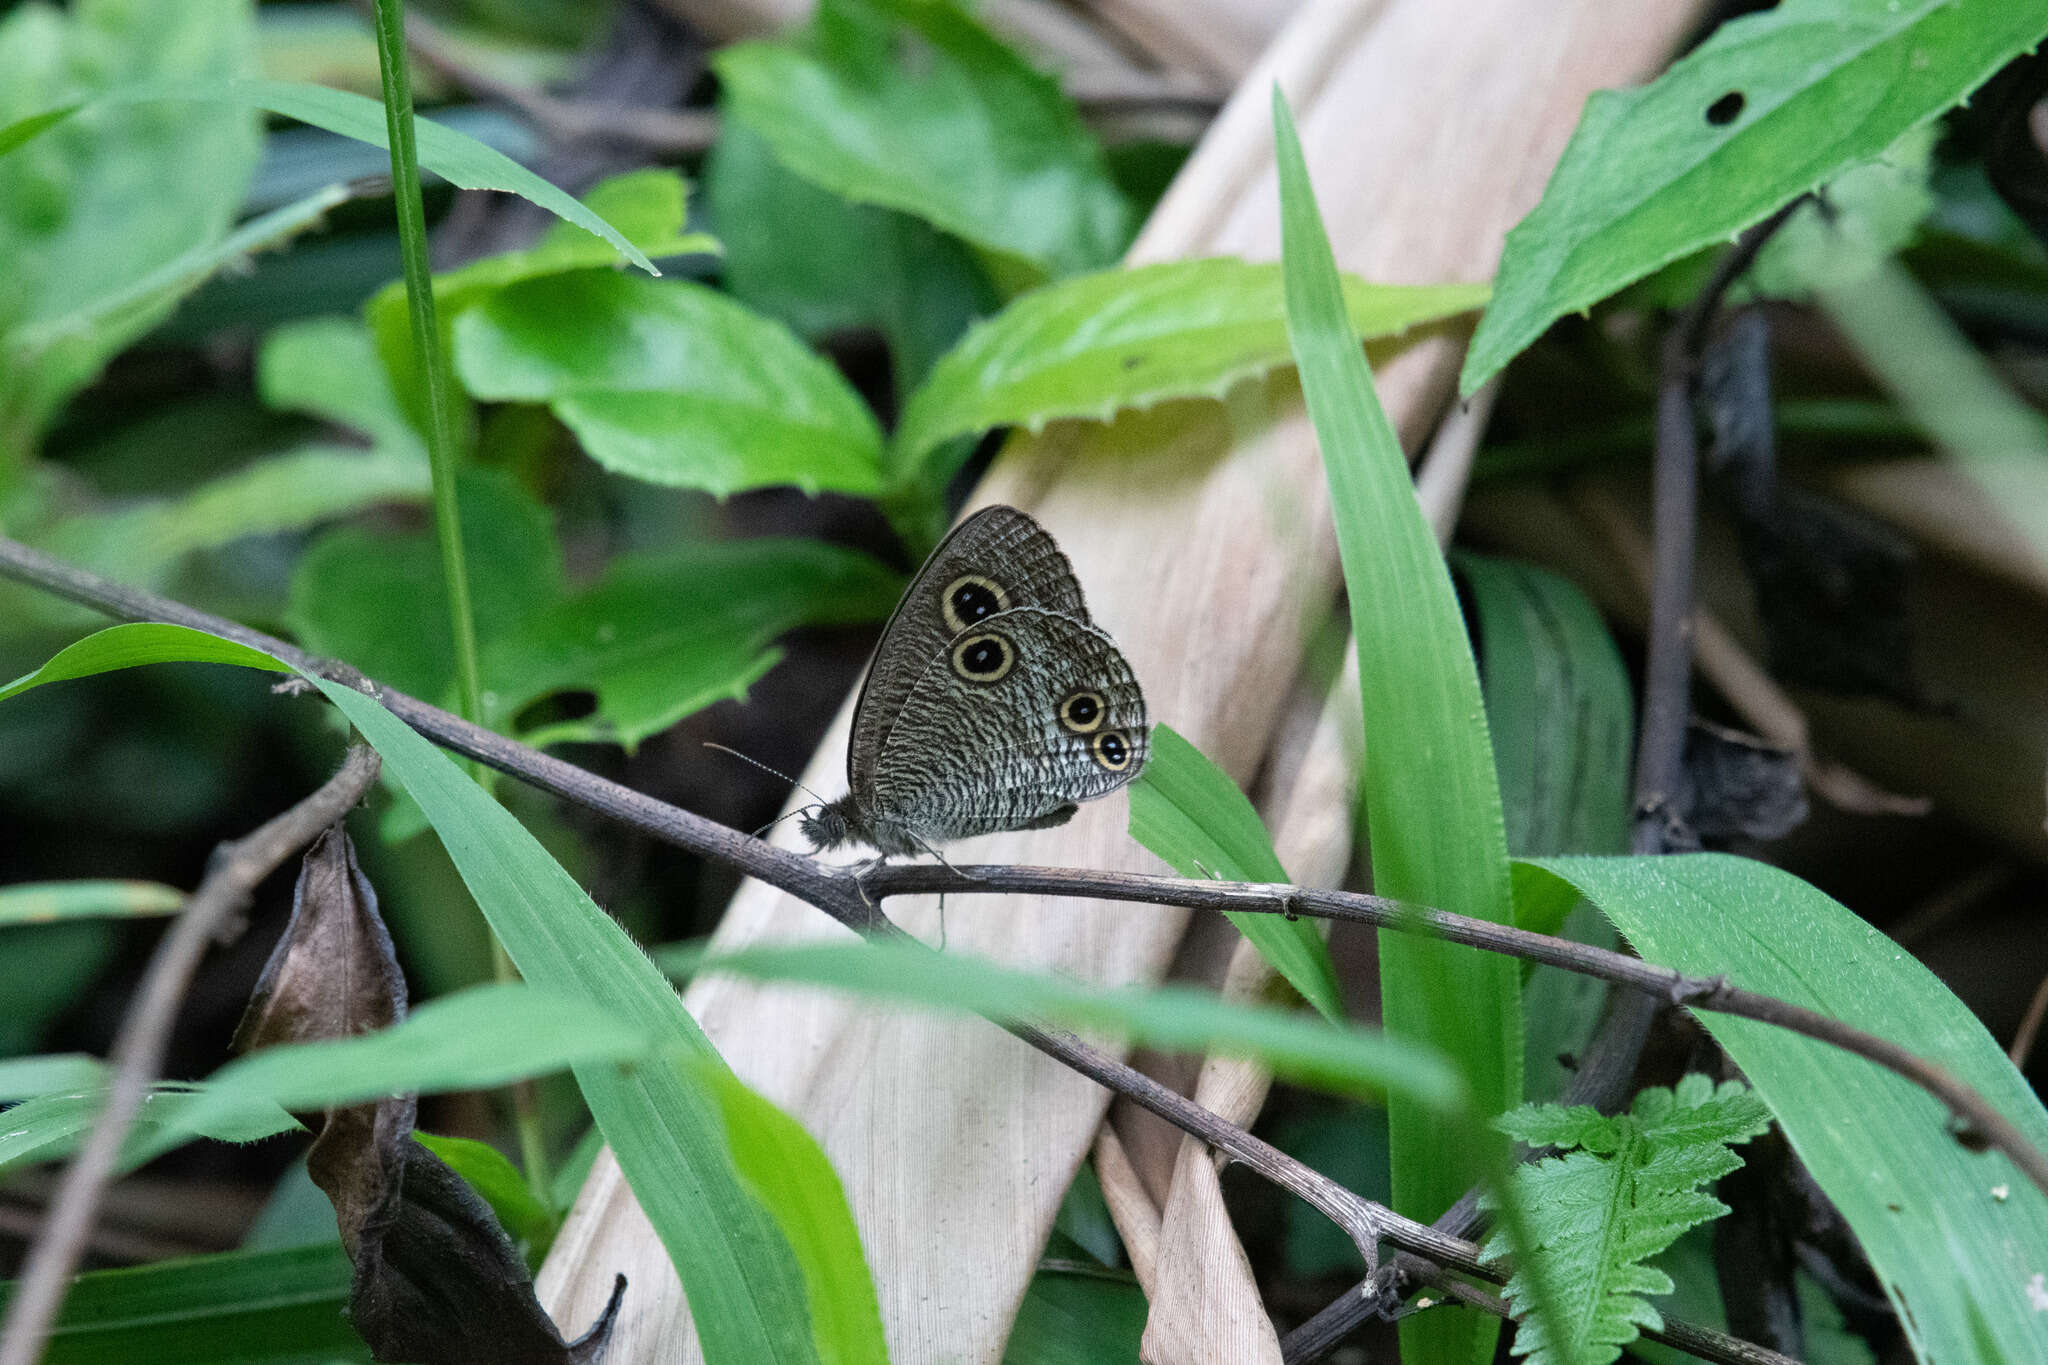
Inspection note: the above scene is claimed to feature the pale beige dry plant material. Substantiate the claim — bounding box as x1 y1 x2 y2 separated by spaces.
540 1 1709 1360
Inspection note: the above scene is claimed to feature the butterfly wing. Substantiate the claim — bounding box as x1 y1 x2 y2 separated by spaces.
849 506 1091 796
866 606 1149 848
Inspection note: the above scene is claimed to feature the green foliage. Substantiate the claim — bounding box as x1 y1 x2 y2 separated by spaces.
366 167 716 437
0 0 260 468
1002 1270 1148 1364
895 258 1488 484
668 938 1468 1112
1 622 860 1364
1480 1076 1772 1365
414 1130 558 1254
1530 853 2048 1365
704 120 994 402
1274 90 1518 1365
1128 723 1345 1024
692 1060 892 1365
1463 0 2048 391
0 1243 366 1364
1460 554 1631 1102
0 1052 103 1100
454 271 889 497
0 879 182 924
715 0 1132 284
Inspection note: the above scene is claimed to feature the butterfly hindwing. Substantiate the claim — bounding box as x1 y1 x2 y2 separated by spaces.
867 606 1148 847
848 506 1091 795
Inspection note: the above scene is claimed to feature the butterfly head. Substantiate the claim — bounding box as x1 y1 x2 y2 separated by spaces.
798 797 855 852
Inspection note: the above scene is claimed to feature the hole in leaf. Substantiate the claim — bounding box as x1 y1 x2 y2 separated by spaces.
1706 91 1745 126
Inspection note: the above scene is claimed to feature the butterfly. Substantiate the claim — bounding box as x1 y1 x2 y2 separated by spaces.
800 505 1149 858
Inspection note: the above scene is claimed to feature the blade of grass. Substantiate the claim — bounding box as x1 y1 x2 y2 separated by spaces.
1273 89 1521 1365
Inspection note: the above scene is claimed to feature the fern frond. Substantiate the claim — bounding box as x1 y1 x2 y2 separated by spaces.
1480 1074 1772 1365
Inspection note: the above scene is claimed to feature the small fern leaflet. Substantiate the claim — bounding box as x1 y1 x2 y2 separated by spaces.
1480 1074 1772 1365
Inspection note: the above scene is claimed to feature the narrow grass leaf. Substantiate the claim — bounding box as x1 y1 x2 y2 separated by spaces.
668 939 1466 1113
0 78 656 274
0 881 183 925
0 1053 103 1102
691 1061 890 1365
0 1243 365 1365
1129 724 1344 1023
1462 0 2048 392
1530 852 2048 1365
1274 89 1519 1365
0 623 824 1365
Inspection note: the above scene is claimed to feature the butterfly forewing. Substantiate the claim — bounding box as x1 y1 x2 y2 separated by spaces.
868 606 1148 845
849 506 1091 795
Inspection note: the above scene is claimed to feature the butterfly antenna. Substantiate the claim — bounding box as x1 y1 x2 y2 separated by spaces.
749 807 815 840
702 742 834 809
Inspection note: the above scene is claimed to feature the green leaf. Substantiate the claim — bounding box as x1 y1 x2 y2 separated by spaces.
705 120 994 402
182 982 656 1130
0 78 659 274
1001 1270 1148 1364
691 1061 891 1365
0 1243 367 1364
1275 89 1519 1365
1459 555 1632 859
1 622 826 1364
1461 0 2048 392
484 538 903 749
414 1130 557 1253
0 0 260 463
260 314 428 461
0 1052 104 1101
667 938 1468 1113
897 258 1489 477
454 272 886 497
1479 1075 1772 1365
714 0 1131 282
1528 852 2048 1365
286 467 562 705
367 167 716 435
0 880 183 925
0 1087 297 1178
1128 724 1345 1024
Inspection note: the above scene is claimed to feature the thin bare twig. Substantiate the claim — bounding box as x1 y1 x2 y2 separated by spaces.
0 744 381 1365
0 534 2031 1365
2013 967 2048 1071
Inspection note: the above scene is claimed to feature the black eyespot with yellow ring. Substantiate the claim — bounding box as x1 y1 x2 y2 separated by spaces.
1058 689 1105 734
941 574 1010 634
1091 729 1133 772
950 631 1014 684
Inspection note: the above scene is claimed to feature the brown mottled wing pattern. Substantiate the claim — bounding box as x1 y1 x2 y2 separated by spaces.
848 506 1089 796
868 607 1148 846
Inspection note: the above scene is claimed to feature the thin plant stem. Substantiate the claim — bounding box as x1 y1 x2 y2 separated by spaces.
368 0 549 1205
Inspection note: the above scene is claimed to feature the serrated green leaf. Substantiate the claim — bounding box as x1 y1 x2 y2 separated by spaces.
714 0 1130 282
368 167 716 435
895 258 1487 480
0 880 183 925
0 1243 366 1364
667 938 1468 1113
1462 0 2048 393
1275 88 1519 1365
454 271 886 497
0 622 826 1363
1529 852 2048 1365
691 1060 890 1365
484 538 902 749
0 78 658 273
1128 723 1345 1024
1481 1077 1770 1365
